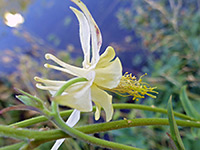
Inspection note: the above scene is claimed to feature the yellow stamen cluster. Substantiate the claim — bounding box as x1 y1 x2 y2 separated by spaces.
111 72 158 101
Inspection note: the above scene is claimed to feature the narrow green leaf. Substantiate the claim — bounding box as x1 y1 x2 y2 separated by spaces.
17 95 38 107
180 86 200 120
0 105 41 114
16 95 44 110
15 88 44 105
0 142 25 150
167 96 185 150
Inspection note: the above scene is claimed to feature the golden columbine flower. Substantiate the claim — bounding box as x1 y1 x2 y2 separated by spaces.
35 0 122 122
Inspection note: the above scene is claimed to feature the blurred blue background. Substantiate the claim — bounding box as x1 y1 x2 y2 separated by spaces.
0 0 145 75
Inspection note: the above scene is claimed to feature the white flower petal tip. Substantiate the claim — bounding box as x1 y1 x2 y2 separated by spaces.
34 76 42 82
45 53 52 60
35 83 43 89
44 63 50 68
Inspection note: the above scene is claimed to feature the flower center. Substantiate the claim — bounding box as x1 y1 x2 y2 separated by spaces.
109 72 158 101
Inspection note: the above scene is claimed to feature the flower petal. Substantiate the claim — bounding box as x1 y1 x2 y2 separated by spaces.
35 83 60 91
71 0 102 66
35 83 61 96
53 81 93 112
93 101 101 120
34 77 67 96
34 76 67 86
51 139 64 150
45 53 88 77
94 57 122 89
91 85 113 122
66 109 81 127
70 7 90 68
96 46 116 68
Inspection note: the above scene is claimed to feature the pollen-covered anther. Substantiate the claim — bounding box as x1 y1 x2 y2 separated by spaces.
109 72 158 101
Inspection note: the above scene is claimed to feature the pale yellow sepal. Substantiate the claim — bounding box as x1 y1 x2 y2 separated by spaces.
91 84 113 122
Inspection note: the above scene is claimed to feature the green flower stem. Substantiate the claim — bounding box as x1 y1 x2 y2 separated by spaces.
0 142 25 150
1 118 200 142
1 118 200 149
10 103 195 128
51 102 141 150
54 77 88 97
50 77 141 150
9 110 73 128
113 104 195 121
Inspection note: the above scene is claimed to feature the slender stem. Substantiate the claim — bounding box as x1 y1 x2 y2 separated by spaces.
1 118 200 142
0 142 25 150
1 118 200 149
54 77 88 97
51 102 142 150
9 110 73 128
113 104 195 121
10 103 195 128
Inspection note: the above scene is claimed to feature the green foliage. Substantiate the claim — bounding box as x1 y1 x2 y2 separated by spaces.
167 96 185 150
117 0 200 95
180 86 200 120
116 0 200 149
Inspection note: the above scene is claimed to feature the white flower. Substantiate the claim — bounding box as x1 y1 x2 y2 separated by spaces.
35 0 122 122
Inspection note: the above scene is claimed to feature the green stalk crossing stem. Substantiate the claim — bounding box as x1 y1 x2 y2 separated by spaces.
50 77 142 150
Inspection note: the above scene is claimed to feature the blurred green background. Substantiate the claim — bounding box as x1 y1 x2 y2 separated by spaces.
0 0 200 149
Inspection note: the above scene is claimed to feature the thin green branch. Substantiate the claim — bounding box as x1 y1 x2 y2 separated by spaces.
10 103 195 128
51 101 141 150
1 118 200 149
0 142 25 150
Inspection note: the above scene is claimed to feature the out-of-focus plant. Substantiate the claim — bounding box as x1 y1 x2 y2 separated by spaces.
116 0 200 149
117 0 200 98
0 25 84 149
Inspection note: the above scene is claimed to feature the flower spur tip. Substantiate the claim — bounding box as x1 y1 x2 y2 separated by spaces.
35 83 42 88
44 64 49 68
34 76 40 81
45 53 52 60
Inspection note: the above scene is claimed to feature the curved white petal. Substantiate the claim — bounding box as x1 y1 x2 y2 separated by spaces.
51 139 64 150
36 83 62 96
71 0 102 66
53 81 93 112
34 76 67 86
45 53 88 77
66 109 81 127
96 46 116 68
70 7 90 69
51 109 80 150
35 83 61 91
91 85 113 122
35 77 67 96
94 57 122 89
